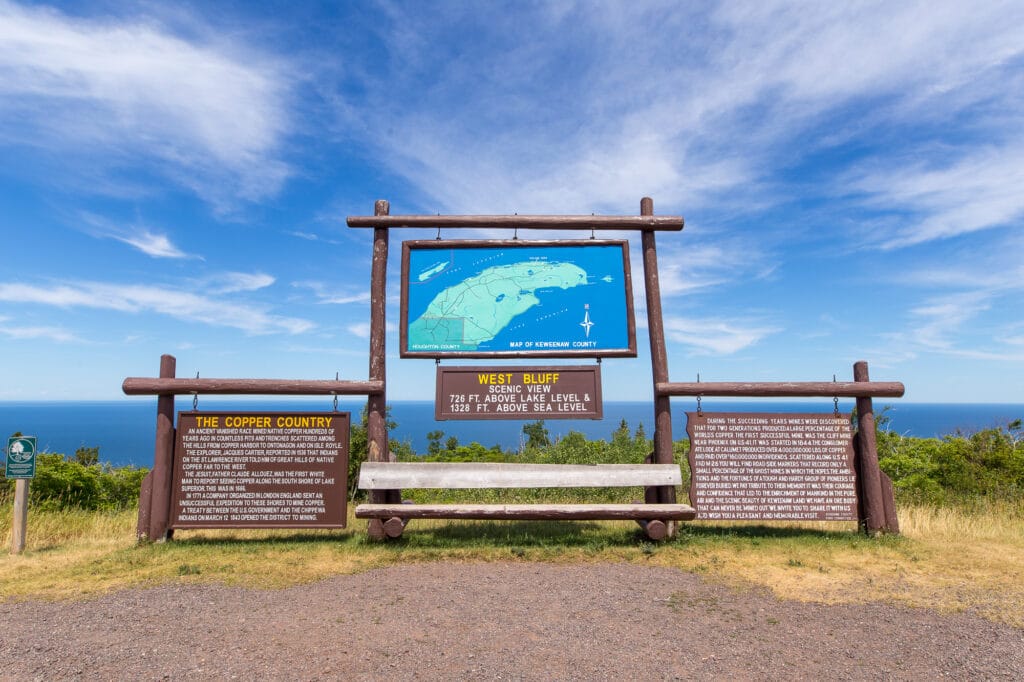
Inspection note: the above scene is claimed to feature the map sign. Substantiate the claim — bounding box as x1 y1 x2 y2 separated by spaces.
401 240 636 357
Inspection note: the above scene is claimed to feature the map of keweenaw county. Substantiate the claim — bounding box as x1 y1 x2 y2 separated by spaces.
403 242 634 355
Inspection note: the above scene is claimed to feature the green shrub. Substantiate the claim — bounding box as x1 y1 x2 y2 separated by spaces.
1 450 148 511
878 421 1024 504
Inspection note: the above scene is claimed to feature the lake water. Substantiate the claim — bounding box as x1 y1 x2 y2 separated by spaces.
1 399 1021 468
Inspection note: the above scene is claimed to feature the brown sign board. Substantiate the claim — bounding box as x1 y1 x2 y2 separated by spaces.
170 411 350 529
436 365 602 420
401 240 637 359
686 412 858 522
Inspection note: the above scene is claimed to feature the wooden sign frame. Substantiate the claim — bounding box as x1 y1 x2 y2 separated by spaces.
400 239 637 359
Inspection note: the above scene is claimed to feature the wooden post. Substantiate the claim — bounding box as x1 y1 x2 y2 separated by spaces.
136 470 153 542
854 361 886 534
148 354 176 542
367 200 400 516
10 478 29 554
641 198 676 507
880 471 900 534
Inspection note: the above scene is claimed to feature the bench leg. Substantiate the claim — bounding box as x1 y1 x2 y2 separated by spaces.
638 519 668 541
366 518 387 541
383 516 407 538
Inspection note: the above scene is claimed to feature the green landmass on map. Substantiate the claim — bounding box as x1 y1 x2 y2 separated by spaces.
408 260 587 350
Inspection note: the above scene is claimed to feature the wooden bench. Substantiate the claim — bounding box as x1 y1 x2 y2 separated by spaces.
355 462 696 540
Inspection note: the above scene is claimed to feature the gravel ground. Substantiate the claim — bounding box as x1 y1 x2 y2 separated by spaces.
2 562 1022 680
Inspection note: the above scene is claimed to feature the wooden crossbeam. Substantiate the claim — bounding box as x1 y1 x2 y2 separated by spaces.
355 503 696 521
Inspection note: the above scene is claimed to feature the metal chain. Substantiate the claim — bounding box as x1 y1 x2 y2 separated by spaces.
833 374 839 416
192 371 199 410
696 372 703 417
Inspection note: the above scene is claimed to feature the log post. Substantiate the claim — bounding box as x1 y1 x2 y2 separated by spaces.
148 354 176 541
854 361 886 534
366 518 387 542
638 518 668 541
136 470 153 542
641 198 677 508
11 478 28 554
880 471 900 534
366 200 401 528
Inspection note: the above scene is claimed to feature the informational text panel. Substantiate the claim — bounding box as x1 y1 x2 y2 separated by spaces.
435 365 602 420
171 411 349 528
686 412 857 521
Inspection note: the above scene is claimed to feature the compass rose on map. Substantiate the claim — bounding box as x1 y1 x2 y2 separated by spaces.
580 304 594 338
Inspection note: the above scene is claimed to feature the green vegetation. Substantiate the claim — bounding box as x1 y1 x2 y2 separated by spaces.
7 412 1021 511
877 416 1024 506
2 414 1023 626
0 448 146 511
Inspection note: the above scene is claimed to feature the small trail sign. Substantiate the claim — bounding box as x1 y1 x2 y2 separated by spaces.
5 436 37 479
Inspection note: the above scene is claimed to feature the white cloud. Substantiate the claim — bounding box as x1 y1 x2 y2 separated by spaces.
0 1 293 206
907 292 991 350
345 321 396 339
78 212 192 259
342 2 1024 216
0 322 78 342
116 229 188 259
345 322 371 339
207 272 276 294
0 281 311 335
293 281 371 305
848 145 1024 248
664 315 778 355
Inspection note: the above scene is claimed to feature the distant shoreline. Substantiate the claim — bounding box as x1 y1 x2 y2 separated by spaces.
2 400 1021 468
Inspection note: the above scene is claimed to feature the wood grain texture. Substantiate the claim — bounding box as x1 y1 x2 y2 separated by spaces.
347 214 684 231
122 378 383 395
355 503 697 520
357 462 683 490
148 354 176 542
657 381 905 398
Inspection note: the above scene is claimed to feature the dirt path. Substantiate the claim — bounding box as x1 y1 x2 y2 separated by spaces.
2 562 1021 680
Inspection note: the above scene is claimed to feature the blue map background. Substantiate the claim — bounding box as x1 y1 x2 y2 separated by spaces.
406 243 633 353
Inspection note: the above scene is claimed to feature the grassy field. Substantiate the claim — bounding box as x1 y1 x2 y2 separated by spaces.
2 501 1022 628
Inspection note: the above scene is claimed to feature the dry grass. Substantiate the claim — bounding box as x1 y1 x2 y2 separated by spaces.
2 502 1022 627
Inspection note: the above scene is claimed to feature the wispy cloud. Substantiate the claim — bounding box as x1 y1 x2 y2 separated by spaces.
663 315 779 355
346 321 396 339
651 238 777 299
340 2 1024 216
293 281 370 305
206 272 276 294
848 144 1024 248
0 315 79 343
0 1 293 207
79 212 192 258
0 281 311 335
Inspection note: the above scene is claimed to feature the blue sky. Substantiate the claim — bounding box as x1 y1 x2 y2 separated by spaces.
1 1 1022 403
